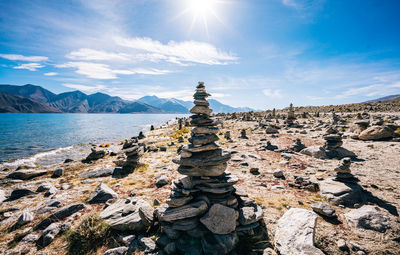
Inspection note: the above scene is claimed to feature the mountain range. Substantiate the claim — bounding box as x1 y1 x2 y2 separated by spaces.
0 84 254 114
362 94 400 103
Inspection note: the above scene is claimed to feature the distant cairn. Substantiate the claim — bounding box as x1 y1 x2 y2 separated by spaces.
155 82 267 254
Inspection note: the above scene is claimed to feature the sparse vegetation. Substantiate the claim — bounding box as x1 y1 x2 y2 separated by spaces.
65 214 112 255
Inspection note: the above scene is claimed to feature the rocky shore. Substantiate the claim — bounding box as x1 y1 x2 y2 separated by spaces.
0 83 399 255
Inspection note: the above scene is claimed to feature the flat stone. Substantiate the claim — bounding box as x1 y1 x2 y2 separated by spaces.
274 208 324 255
7 169 47 180
166 195 193 207
192 174 238 188
190 105 212 115
194 99 210 106
184 143 219 153
196 185 234 194
100 198 154 231
88 183 118 204
173 149 231 167
311 202 336 217
178 163 227 177
191 126 218 135
344 205 391 232
78 168 114 178
159 200 208 222
190 134 219 146
200 204 237 234
7 188 37 201
319 179 365 206
172 217 199 231
300 146 327 159
34 204 85 230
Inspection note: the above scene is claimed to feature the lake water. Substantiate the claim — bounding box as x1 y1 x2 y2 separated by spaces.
0 113 187 168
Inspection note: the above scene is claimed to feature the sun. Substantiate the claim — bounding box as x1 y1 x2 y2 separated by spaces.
176 0 226 38
187 0 218 16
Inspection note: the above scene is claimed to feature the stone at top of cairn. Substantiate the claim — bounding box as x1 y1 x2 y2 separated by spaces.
190 81 212 115
173 82 230 177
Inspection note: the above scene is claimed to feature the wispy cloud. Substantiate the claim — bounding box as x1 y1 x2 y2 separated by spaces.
0 54 48 62
66 48 130 61
63 83 108 92
263 89 282 98
115 36 238 65
44 72 58 76
13 63 45 71
56 61 173 79
336 82 400 99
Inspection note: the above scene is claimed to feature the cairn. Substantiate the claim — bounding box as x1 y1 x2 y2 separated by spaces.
286 103 296 126
290 138 306 152
322 127 356 159
333 157 358 183
114 139 142 175
239 129 248 139
156 82 266 254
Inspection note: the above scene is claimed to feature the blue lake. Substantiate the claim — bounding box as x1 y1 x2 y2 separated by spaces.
0 113 187 167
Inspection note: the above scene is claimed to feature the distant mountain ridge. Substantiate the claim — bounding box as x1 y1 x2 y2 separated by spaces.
0 84 253 113
363 94 400 103
0 92 61 113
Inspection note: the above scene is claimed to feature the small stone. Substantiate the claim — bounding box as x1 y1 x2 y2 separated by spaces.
51 168 63 178
273 170 284 178
311 202 336 217
88 183 118 204
337 239 348 251
156 175 169 187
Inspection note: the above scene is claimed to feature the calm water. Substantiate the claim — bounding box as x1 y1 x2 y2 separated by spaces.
0 113 187 167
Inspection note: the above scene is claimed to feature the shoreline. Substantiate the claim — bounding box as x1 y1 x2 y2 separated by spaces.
0 115 185 169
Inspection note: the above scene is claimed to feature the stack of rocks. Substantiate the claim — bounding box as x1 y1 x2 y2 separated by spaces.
322 127 356 159
156 82 266 255
286 103 296 126
290 138 306 152
333 157 358 183
239 129 248 139
114 139 143 175
323 127 343 151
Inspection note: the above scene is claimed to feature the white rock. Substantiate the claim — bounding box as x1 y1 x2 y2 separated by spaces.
344 205 390 232
274 208 324 255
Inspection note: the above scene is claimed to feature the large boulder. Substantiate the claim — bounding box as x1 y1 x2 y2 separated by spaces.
88 183 118 204
100 198 154 232
344 205 391 232
358 125 394 141
274 208 324 255
300 146 327 159
319 179 365 206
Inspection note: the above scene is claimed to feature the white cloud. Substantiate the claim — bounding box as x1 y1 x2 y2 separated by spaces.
0 54 48 62
263 89 282 98
336 82 400 99
44 72 58 76
63 83 107 92
56 61 173 79
115 36 238 65
66 48 130 61
57 62 117 79
13 63 44 71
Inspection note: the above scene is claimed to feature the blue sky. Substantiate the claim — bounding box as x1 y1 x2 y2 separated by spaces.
0 0 400 109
